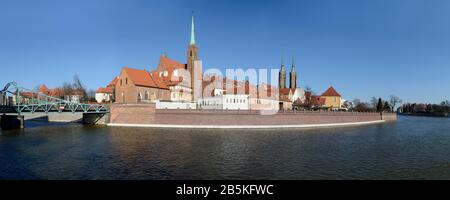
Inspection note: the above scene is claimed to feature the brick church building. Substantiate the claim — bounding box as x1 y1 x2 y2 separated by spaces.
108 14 201 104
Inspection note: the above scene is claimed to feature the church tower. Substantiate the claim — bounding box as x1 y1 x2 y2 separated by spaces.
279 56 286 89
187 12 199 100
290 56 297 89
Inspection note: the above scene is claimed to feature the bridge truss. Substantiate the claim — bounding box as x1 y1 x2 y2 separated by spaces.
1 82 108 114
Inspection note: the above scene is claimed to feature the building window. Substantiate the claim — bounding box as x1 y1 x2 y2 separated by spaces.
120 79 122 86
145 91 149 100
125 78 128 85
138 93 142 103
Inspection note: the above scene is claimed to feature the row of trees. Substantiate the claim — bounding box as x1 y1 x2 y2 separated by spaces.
36 75 96 103
346 95 402 113
401 101 450 114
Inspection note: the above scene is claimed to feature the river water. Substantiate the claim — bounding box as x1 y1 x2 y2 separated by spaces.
0 116 449 180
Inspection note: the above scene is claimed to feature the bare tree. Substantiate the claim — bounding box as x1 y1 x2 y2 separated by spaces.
370 97 378 109
389 95 402 112
61 82 74 98
72 75 87 100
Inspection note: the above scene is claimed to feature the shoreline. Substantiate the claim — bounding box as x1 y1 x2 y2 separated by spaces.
399 112 449 118
107 120 386 129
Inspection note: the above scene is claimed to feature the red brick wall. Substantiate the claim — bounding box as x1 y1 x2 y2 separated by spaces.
110 104 156 124
109 104 395 125
115 69 170 103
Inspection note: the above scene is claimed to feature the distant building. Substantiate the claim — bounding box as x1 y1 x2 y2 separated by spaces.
115 67 170 103
113 13 201 105
95 77 118 103
38 84 83 103
321 86 342 110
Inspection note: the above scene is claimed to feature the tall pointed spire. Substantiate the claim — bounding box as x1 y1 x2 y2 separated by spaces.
289 55 297 89
190 11 196 46
279 54 286 89
291 56 295 72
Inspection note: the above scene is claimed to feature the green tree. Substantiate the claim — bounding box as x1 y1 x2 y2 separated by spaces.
383 101 391 112
376 98 383 112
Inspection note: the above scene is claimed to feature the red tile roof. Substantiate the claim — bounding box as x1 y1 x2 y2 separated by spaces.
321 86 341 97
123 67 169 90
96 87 113 93
279 88 294 96
157 55 185 71
155 56 186 80
312 95 326 106
124 67 156 88
38 84 49 93
107 77 119 87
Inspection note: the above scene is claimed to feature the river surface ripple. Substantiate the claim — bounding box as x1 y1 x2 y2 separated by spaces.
0 116 449 179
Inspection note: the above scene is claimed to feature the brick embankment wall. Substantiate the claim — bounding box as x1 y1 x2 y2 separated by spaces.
381 112 397 121
153 110 382 126
110 104 156 124
109 103 396 125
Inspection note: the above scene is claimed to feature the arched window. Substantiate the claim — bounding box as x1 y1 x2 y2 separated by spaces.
137 93 142 103
125 78 128 85
145 91 149 100
121 92 125 103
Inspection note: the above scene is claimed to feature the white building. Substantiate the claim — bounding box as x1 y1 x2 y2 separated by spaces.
198 94 250 110
156 100 196 109
95 92 112 103
291 88 306 103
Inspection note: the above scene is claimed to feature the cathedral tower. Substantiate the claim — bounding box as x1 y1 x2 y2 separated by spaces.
290 56 297 89
187 13 199 100
279 56 286 89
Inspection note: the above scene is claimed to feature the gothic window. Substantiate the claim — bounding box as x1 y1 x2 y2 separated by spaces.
145 91 149 100
138 93 142 103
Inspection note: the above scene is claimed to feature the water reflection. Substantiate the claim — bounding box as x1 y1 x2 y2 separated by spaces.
0 116 449 179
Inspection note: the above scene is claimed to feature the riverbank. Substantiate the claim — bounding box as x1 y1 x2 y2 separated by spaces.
107 120 386 129
399 112 449 118
108 104 396 129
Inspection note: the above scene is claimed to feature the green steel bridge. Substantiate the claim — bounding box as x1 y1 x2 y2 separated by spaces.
1 82 109 115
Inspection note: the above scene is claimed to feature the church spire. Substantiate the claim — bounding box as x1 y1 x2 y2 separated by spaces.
291 56 295 72
279 55 286 89
190 11 196 46
289 55 297 89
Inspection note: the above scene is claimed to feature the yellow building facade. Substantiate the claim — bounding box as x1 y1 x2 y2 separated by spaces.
321 87 342 110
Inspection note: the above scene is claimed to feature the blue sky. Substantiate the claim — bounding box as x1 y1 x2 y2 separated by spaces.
1 0 450 103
